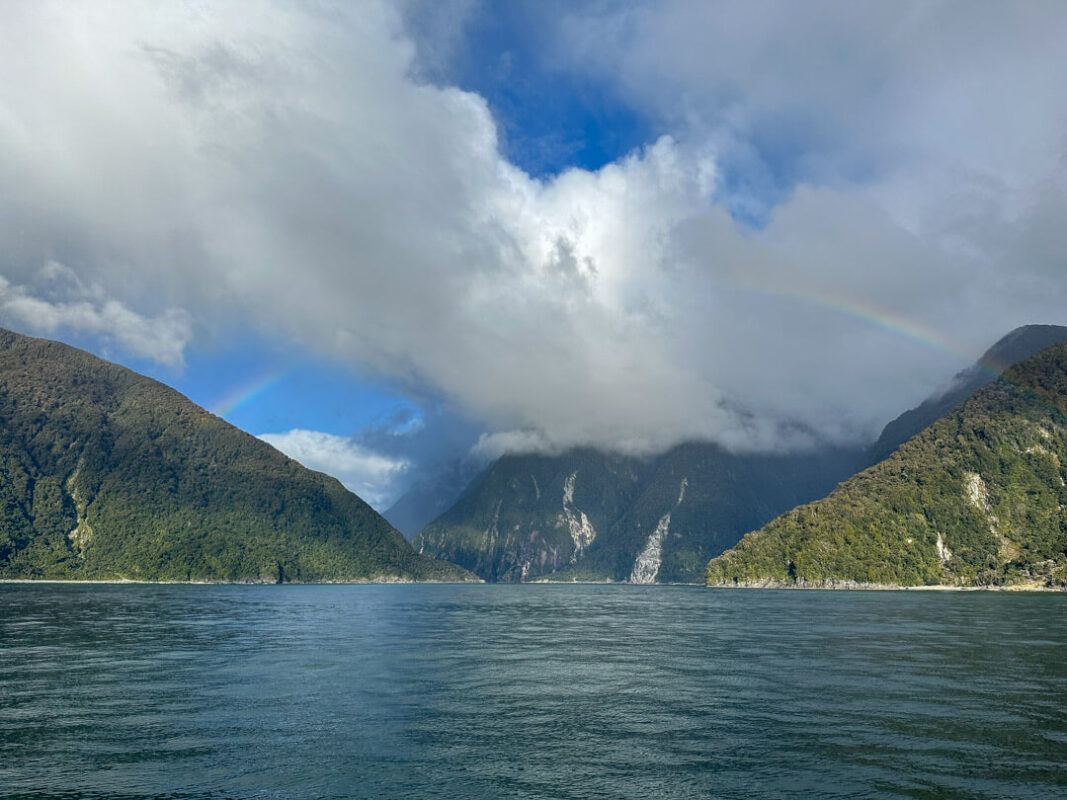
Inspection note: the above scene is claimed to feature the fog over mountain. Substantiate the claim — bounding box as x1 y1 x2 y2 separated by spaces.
2 1 1066 489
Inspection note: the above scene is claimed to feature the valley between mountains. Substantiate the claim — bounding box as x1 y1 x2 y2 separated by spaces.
2 324 1066 589
414 325 1067 588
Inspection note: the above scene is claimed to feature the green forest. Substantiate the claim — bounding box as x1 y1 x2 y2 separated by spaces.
0 329 473 582
707 345 1067 589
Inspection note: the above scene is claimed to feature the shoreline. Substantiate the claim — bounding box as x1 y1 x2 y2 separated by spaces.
707 580 1066 592
2 578 1060 591
0 577 483 586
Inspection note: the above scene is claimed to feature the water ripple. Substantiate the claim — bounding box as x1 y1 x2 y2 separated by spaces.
1 584 1065 799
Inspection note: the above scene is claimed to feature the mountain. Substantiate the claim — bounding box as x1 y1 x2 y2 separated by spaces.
0 328 474 582
706 343 1067 589
415 325 1067 585
383 459 486 539
415 442 863 583
415 448 650 582
866 325 1067 464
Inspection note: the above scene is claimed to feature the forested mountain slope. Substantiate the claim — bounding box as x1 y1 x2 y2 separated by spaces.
707 344 1067 589
0 328 473 582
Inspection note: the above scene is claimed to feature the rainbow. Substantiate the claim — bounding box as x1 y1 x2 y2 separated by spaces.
211 366 291 418
721 278 1051 396
764 283 1067 422
722 277 982 365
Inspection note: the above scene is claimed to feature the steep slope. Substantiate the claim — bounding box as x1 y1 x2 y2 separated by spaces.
867 324 1067 464
415 441 863 583
582 443 863 584
0 328 473 582
707 344 1067 589
415 449 650 582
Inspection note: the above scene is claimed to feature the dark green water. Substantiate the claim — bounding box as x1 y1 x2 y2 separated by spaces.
1 584 1065 799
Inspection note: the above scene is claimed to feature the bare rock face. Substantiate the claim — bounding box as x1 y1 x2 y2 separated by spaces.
416 441 863 584
630 478 687 585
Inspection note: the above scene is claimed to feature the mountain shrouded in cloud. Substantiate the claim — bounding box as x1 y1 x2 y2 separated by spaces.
2 1 1066 474
707 341 1067 589
413 325 1067 582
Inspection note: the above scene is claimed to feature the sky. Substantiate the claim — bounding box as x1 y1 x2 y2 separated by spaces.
1 0 1066 510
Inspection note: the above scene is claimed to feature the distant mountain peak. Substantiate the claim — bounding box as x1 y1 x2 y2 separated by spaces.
867 324 1067 465
977 324 1067 372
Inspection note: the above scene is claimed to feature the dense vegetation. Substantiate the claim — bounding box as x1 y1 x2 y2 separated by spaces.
415 441 863 583
707 344 1067 589
0 329 473 582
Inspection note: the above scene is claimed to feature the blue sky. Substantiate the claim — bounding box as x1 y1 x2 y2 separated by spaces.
2 1 1066 511
134 339 414 441
406 1 655 179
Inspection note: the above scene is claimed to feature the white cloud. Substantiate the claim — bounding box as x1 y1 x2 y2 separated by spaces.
471 430 559 462
1 1 1065 457
258 429 409 510
0 262 191 366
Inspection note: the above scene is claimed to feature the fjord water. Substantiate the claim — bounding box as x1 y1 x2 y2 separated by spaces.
1 585 1065 800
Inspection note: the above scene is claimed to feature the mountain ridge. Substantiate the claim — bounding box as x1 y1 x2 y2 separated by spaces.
866 324 1067 464
706 342 1067 589
0 327 475 583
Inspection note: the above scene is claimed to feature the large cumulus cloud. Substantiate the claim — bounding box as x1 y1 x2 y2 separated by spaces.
1 0 1065 458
